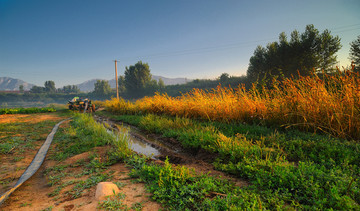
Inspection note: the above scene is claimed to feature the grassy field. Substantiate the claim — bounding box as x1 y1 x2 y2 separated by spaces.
102 71 360 209
1 69 359 209
98 111 360 210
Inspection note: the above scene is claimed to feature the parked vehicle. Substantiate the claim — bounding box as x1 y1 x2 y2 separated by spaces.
68 97 95 113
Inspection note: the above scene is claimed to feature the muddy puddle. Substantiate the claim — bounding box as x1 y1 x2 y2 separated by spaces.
113 124 161 158
95 115 193 163
98 116 166 159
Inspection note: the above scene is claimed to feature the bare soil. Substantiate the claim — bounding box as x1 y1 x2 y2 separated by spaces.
0 113 162 211
0 113 64 195
0 113 64 124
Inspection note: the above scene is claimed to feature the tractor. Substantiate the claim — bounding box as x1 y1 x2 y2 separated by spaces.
68 97 96 113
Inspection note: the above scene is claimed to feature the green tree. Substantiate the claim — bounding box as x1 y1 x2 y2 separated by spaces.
62 85 80 93
144 79 159 95
118 75 126 94
247 46 267 80
72 85 80 93
30 85 45 93
44 81 56 93
19 85 24 92
158 78 165 93
349 35 360 72
94 80 111 95
124 61 152 96
219 73 230 84
247 24 341 80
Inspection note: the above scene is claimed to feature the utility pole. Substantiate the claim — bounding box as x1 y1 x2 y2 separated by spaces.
114 60 119 100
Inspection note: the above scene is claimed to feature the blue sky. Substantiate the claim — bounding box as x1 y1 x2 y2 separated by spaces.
1 0 359 87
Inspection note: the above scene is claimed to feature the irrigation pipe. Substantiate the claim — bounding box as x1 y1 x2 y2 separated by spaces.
0 118 71 206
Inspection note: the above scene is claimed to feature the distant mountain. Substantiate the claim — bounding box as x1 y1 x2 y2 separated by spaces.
0 77 35 91
76 79 101 92
76 75 191 92
152 75 191 85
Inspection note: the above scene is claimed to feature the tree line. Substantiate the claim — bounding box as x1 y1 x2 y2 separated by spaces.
30 81 80 94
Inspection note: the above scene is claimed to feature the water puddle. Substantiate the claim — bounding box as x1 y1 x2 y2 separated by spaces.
108 123 160 159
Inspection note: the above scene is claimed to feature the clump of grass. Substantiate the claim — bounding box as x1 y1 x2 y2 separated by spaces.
52 113 131 161
97 192 128 210
0 137 24 154
104 98 137 115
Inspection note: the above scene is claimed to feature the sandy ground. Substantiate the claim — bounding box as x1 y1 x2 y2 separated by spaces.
0 113 64 124
0 113 162 210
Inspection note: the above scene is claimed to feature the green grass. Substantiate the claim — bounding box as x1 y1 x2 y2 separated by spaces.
97 193 128 210
0 118 67 155
100 111 360 210
47 113 129 200
52 113 115 161
127 156 264 210
0 107 56 114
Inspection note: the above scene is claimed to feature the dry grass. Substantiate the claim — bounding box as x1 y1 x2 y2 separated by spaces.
105 67 360 140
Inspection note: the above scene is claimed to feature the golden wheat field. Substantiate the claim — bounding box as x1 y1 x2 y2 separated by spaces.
105 70 360 140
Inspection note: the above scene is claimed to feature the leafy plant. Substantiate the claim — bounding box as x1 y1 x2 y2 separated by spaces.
97 192 128 210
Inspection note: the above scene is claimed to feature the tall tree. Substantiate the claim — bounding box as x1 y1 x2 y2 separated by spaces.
247 46 267 80
349 35 360 72
30 85 45 93
62 85 80 93
94 80 111 95
317 29 341 71
44 81 56 93
118 75 126 94
157 78 165 93
124 61 152 96
219 73 230 84
72 85 80 93
247 24 341 80
19 85 24 92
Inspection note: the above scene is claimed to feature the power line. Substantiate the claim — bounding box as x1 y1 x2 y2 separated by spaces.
117 38 276 61
116 24 360 61
333 27 360 34
329 23 360 30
